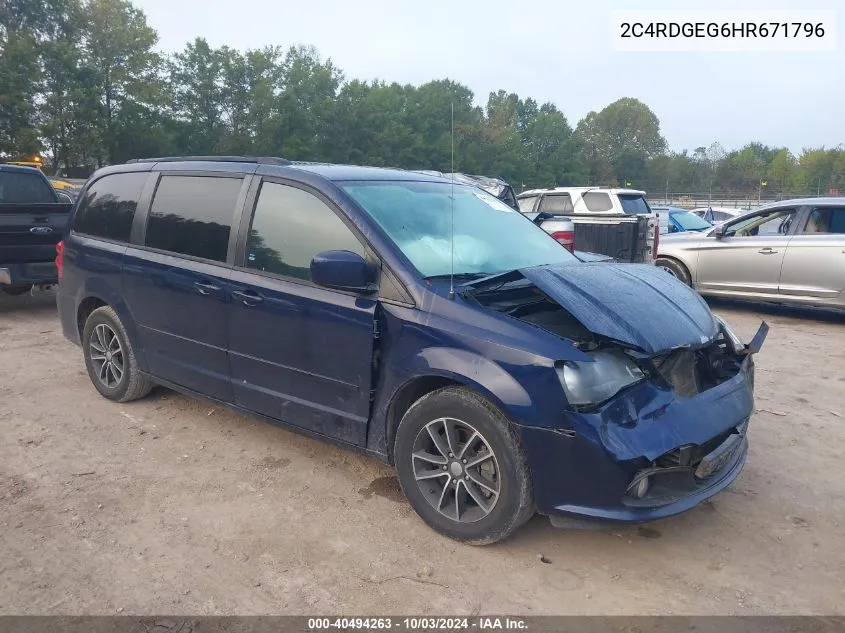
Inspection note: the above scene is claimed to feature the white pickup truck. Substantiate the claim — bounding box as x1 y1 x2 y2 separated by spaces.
517 187 661 264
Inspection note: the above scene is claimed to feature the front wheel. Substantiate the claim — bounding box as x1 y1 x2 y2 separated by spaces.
394 386 534 545
656 257 692 286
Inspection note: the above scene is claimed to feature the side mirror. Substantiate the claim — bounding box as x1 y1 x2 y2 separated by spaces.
56 191 73 203
712 223 728 239
310 250 377 294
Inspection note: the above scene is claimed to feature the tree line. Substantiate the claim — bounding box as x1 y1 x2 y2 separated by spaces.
2 0 843 197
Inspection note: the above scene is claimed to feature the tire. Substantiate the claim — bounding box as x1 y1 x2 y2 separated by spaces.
656 257 691 286
394 386 534 545
82 305 154 403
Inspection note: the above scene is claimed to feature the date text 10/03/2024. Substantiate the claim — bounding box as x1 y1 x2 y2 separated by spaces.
307 618 528 630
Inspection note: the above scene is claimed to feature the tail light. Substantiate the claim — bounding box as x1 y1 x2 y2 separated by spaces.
550 230 575 253
55 240 64 280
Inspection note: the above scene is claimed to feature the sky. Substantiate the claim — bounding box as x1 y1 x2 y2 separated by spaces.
132 0 844 155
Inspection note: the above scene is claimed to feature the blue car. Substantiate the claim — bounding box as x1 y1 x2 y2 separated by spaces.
56 157 767 544
653 206 714 234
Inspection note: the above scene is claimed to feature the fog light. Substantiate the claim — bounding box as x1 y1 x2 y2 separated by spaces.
629 474 650 499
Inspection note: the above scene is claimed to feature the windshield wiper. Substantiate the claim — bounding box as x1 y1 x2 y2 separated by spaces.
424 272 495 281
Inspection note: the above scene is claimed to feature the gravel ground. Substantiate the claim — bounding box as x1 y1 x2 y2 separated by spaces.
1 291 843 615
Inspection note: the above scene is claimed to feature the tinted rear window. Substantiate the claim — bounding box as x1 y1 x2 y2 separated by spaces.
73 172 148 242
618 194 651 214
145 175 242 262
0 171 55 203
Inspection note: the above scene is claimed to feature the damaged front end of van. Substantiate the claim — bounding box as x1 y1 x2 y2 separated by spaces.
464 262 768 526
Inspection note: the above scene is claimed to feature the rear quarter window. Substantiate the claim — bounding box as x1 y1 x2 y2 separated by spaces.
618 194 651 215
73 172 148 242
0 171 56 203
582 192 613 212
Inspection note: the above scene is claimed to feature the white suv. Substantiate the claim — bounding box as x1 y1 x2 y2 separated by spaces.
517 186 652 215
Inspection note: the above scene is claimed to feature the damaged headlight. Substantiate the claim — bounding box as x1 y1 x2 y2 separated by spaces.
556 349 645 408
713 315 744 354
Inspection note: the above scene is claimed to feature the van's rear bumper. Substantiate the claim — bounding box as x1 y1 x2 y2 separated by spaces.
0 262 57 286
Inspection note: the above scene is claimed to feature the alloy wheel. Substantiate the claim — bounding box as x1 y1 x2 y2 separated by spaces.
89 323 124 388
411 417 501 523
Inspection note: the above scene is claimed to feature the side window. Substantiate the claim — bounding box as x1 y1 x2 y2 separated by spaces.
803 207 845 234
72 172 148 242
245 182 365 281
517 196 537 212
0 171 56 203
582 192 612 212
145 175 242 262
538 194 573 213
728 208 796 237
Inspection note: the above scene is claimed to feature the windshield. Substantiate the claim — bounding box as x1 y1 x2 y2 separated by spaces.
618 194 651 215
672 211 712 231
342 181 577 277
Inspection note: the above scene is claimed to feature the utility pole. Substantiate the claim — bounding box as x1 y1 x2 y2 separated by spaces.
665 179 669 204
818 177 821 196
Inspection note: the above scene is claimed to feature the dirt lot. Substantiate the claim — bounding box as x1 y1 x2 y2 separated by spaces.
1 291 844 615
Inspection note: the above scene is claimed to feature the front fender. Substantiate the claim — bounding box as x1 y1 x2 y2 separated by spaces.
409 346 534 410
368 346 530 458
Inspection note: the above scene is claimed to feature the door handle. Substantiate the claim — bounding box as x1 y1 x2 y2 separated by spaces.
194 281 221 295
232 289 264 306
758 247 778 255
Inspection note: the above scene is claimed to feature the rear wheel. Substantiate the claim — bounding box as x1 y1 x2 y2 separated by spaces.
82 306 154 402
394 386 534 545
656 258 691 286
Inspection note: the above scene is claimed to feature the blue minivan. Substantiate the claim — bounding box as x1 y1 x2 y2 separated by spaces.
56 157 766 544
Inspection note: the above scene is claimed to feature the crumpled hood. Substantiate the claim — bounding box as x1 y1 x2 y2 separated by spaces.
519 262 718 354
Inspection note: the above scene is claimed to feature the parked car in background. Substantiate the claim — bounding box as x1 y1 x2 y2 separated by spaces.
517 187 659 263
652 206 713 234
692 207 745 224
0 164 73 295
657 198 845 309
57 156 765 544
48 177 83 200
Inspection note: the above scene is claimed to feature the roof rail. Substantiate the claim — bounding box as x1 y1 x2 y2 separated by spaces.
125 156 292 165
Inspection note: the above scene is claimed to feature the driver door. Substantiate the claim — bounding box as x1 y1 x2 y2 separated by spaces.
695 207 798 295
226 179 378 446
